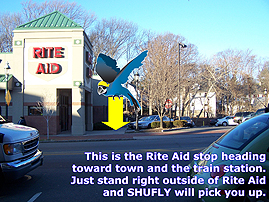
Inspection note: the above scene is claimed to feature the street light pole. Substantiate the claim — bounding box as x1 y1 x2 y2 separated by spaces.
264 88 268 108
178 43 187 118
134 72 140 131
4 62 11 120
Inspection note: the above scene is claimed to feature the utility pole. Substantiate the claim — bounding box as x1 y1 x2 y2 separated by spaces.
178 43 187 118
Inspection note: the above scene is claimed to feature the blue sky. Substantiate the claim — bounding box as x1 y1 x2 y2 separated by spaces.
1 0 269 59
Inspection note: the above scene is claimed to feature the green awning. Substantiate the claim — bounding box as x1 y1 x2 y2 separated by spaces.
0 74 13 82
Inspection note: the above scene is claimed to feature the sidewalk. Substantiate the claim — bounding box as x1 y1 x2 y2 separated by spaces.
39 126 226 143
39 126 181 142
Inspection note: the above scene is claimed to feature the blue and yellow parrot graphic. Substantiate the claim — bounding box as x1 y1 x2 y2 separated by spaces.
96 50 148 112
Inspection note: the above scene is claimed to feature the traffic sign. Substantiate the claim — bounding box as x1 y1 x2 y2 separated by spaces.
165 99 173 109
5 90 11 106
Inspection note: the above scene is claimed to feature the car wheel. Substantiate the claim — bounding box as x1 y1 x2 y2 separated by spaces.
147 124 151 129
222 122 228 126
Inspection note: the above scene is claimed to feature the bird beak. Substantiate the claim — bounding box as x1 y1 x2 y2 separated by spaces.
97 87 102 95
98 86 107 95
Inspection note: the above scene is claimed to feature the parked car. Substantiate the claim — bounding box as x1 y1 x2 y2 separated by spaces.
138 117 147 121
233 112 253 124
180 116 195 127
0 115 43 181
128 115 172 129
242 112 255 122
215 116 238 126
188 113 269 202
242 108 266 122
210 116 224 126
255 108 265 116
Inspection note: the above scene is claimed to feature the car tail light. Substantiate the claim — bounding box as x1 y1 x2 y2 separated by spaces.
210 164 226 178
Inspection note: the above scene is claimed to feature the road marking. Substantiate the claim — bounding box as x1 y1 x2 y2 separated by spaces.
27 192 42 202
44 151 83 156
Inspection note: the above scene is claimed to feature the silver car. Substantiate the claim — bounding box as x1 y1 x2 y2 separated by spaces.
180 116 195 127
129 115 172 129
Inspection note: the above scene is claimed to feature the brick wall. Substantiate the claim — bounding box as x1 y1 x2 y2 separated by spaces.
25 115 59 135
93 106 108 123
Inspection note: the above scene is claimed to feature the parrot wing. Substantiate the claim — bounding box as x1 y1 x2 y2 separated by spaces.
127 92 141 112
118 86 141 112
96 53 121 83
114 50 148 85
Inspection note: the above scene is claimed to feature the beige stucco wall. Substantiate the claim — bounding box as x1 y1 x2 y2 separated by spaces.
0 27 93 135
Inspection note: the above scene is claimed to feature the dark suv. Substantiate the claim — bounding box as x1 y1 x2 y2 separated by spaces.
233 112 253 123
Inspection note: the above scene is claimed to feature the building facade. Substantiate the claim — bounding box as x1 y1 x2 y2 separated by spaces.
0 11 94 135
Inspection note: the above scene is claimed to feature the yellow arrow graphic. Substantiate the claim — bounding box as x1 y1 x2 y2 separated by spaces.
102 97 129 130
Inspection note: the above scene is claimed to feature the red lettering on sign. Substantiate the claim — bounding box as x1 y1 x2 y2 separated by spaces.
42 47 45 58
33 47 64 58
46 63 49 74
33 47 42 58
36 63 61 74
54 47 62 58
46 47 53 58
50 63 60 73
33 47 64 74
36 63 45 74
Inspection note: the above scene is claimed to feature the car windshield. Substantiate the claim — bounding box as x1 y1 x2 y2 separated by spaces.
216 115 269 150
163 116 170 121
243 112 251 116
235 112 242 116
139 117 147 121
144 116 157 121
256 109 265 115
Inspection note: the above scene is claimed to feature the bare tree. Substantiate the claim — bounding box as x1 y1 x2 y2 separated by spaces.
197 62 229 117
258 61 269 91
0 0 96 52
0 12 24 52
142 33 185 128
21 0 96 33
200 49 260 116
257 60 269 108
36 92 58 140
89 17 139 71
178 43 200 116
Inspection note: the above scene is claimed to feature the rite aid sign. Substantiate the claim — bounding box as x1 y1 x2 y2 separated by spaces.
33 47 63 74
27 44 70 83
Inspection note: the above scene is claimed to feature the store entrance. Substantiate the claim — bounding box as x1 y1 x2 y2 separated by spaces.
57 89 72 131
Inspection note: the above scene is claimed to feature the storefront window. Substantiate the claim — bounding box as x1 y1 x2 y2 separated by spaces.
28 106 43 116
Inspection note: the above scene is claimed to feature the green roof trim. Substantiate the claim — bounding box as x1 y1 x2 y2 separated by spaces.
0 74 13 82
15 11 82 30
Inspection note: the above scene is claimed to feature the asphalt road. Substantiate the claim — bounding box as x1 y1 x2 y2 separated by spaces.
0 126 232 202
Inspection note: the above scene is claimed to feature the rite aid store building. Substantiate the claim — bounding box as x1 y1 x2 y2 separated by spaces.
0 11 95 135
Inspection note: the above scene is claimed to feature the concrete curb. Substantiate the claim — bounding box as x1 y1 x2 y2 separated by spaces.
40 138 135 143
39 126 223 143
161 127 189 132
